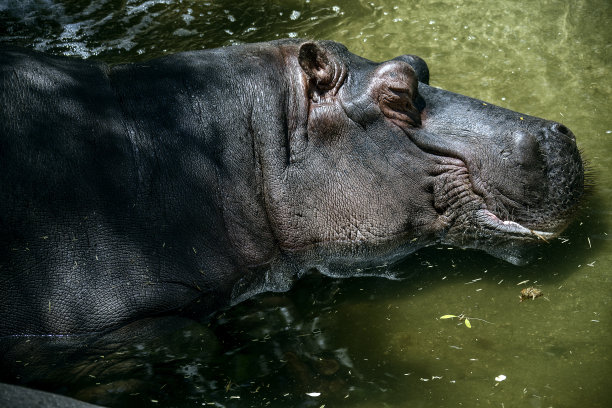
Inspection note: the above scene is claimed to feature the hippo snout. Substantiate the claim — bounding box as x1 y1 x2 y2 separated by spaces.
503 119 584 230
535 121 585 228
408 81 584 264
507 130 542 167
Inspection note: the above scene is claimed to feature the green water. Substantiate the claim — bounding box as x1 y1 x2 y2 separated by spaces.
1 0 610 407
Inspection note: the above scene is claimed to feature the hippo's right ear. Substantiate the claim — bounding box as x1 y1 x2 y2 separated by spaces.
298 42 340 93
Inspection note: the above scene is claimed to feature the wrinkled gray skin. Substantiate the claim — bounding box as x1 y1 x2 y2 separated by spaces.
0 40 583 338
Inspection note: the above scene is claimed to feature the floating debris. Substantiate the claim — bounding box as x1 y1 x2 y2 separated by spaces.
439 313 493 327
495 374 506 382
516 280 529 286
519 287 543 302
440 314 471 327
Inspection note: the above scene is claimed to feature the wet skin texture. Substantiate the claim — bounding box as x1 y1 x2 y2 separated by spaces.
0 40 583 337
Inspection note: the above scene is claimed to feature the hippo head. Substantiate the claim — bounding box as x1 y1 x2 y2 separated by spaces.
259 40 584 271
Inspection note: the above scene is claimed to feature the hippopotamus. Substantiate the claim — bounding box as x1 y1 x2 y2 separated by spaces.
0 39 583 338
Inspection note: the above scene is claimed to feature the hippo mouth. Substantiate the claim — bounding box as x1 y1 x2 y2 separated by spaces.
475 208 555 241
459 208 558 265
441 196 560 266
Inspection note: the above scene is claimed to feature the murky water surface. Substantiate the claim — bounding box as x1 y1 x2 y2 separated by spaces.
1 0 611 407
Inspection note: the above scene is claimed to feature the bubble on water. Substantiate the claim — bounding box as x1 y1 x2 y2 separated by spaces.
182 14 194 24
179 364 200 378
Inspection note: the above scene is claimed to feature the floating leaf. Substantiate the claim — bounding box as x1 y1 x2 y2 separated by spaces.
440 315 457 319
464 318 471 328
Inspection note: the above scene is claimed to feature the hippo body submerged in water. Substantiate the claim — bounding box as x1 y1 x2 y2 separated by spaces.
0 39 583 338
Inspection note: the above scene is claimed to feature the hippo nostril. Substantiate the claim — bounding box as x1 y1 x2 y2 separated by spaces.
554 123 569 135
550 122 575 141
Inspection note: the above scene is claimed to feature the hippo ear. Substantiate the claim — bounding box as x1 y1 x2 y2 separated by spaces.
298 42 337 92
373 61 423 127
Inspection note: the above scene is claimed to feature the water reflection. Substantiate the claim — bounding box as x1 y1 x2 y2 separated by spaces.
0 0 357 62
1 281 359 407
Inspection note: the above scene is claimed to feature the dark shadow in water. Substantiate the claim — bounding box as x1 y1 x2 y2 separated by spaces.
0 316 219 407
